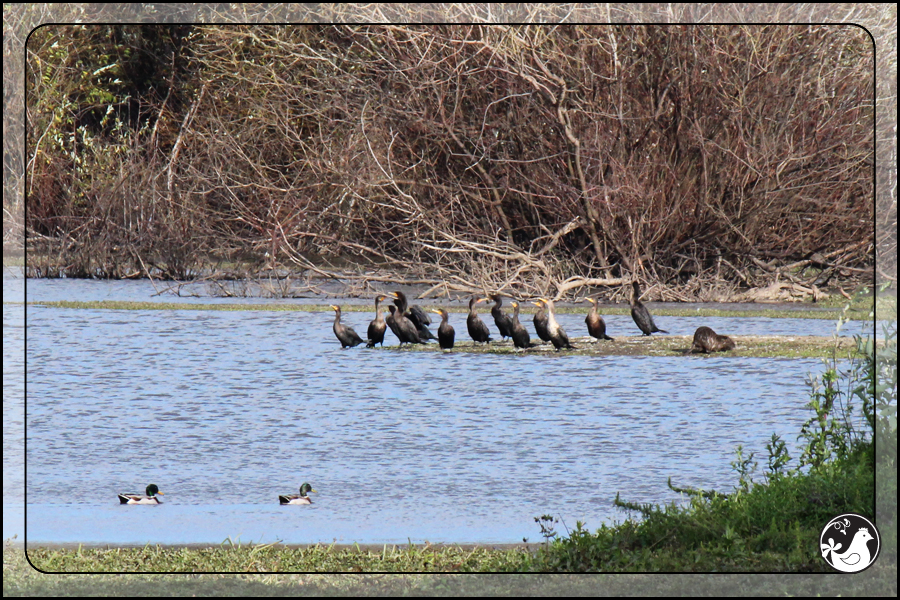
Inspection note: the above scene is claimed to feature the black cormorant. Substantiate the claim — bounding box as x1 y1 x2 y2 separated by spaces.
386 305 403 343
466 297 492 345
489 294 514 341
366 294 388 348
510 301 536 349
431 308 456 350
532 298 552 344
584 297 614 341
392 291 435 341
408 304 433 327
537 298 576 351
388 292 424 346
331 305 365 348
630 281 668 336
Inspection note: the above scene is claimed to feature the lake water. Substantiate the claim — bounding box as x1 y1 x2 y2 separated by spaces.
3 270 874 546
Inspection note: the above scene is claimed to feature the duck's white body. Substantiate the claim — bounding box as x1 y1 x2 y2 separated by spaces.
279 495 313 505
118 493 162 505
279 482 316 505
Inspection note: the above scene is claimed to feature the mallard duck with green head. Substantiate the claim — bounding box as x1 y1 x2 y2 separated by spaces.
279 482 317 505
118 483 163 504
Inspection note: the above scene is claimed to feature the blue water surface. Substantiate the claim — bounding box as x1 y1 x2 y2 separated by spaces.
3 270 873 546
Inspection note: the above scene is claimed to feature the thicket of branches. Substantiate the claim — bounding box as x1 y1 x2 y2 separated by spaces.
23 22 880 300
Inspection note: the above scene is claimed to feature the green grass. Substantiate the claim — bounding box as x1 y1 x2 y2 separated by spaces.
6 541 895 596
22 541 534 573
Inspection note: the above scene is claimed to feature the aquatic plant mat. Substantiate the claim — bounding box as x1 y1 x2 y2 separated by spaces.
388 335 870 359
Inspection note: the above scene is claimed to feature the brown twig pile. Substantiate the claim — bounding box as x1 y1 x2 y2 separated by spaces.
22 23 878 300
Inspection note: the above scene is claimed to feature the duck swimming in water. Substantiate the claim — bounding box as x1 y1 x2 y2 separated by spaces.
279 482 317 505
118 483 163 505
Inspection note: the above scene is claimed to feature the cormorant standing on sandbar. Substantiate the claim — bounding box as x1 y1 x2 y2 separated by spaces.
489 294 514 341
536 298 576 351
431 308 456 350
330 305 364 348
366 294 388 348
630 281 668 336
532 298 552 344
467 297 492 345
510 301 536 349
585 297 614 341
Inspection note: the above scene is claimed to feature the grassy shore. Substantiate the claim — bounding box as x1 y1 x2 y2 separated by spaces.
7 518 895 596
4 542 894 596
6 539 895 596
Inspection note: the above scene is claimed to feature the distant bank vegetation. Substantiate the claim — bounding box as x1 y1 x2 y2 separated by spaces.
22 22 878 301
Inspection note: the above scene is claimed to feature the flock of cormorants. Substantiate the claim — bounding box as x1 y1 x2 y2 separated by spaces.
330 281 736 354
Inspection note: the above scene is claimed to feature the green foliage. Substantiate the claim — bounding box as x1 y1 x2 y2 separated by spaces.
731 445 758 491
799 366 851 468
534 514 560 548
531 446 875 572
798 292 879 469
765 433 792 477
530 293 890 572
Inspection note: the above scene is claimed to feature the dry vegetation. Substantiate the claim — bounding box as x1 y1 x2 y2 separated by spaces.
5 5 894 303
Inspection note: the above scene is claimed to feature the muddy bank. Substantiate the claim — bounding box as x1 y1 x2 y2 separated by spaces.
378 334 869 359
